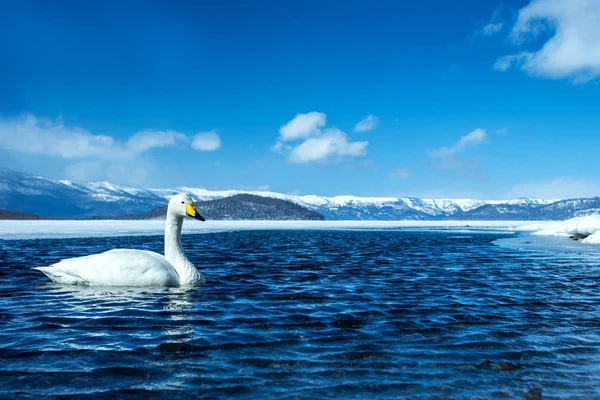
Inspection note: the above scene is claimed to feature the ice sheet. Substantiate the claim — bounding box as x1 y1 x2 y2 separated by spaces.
495 234 600 254
0 220 531 240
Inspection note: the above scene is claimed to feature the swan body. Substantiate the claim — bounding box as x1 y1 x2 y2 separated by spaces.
34 194 206 287
35 249 180 286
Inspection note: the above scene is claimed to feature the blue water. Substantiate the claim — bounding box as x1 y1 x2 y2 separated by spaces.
2 230 600 399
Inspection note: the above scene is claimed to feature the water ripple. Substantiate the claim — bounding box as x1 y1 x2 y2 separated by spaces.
1 230 600 398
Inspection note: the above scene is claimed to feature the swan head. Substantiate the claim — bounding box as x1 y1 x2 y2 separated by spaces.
168 194 205 221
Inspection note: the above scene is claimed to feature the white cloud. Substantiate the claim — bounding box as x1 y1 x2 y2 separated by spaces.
127 130 188 153
476 5 505 37
495 0 600 82
495 127 509 135
288 128 368 163
353 115 380 132
279 112 326 141
427 129 488 179
481 22 504 36
510 177 600 199
429 128 487 158
493 56 512 72
191 131 221 151
494 53 531 72
273 112 368 163
388 168 410 180
270 141 292 153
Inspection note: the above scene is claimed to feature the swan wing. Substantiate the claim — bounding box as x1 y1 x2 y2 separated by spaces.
34 249 179 287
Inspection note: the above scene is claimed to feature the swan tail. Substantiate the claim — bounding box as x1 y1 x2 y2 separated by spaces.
33 266 90 286
33 266 57 282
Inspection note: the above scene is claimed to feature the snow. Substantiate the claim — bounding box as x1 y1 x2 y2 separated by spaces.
314 196 398 206
506 198 559 206
423 198 485 213
169 188 399 207
0 220 527 241
59 180 157 198
512 222 548 232
516 215 600 244
582 232 600 244
82 181 156 197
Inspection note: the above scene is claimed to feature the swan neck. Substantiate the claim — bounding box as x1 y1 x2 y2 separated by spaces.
164 213 200 285
165 213 184 256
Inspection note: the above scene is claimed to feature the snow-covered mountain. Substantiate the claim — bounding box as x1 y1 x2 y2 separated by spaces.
0 168 164 217
0 168 597 220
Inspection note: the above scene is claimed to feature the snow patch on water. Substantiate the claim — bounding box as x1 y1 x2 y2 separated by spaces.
516 215 600 245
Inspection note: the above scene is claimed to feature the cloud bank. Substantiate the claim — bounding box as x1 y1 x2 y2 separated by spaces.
0 114 221 159
0 114 221 183
511 177 600 199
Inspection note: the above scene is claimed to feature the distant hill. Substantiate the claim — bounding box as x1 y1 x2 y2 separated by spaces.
114 194 325 221
0 209 41 220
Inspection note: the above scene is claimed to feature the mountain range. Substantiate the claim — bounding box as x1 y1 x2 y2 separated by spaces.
1 168 598 220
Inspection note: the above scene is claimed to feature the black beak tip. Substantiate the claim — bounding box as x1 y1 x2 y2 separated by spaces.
196 214 206 222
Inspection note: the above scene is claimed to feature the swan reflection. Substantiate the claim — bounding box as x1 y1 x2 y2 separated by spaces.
41 284 198 340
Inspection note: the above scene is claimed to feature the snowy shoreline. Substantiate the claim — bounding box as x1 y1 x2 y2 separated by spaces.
1 219 532 240
1 217 599 243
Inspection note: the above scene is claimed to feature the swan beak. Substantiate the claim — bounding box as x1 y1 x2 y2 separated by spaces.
186 204 205 221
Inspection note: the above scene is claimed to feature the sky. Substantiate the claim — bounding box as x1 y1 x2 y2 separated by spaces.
1 0 599 199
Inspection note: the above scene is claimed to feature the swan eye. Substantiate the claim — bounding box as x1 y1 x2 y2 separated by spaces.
181 201 185 204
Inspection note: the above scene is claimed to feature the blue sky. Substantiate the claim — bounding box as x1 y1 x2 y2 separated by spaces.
1 0 599 199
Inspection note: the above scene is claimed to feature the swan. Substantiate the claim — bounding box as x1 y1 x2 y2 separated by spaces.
34 194 207 287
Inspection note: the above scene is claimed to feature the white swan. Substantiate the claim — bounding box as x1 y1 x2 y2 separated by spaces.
34 194 207 287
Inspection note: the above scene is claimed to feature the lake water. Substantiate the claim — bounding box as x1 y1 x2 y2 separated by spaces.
2 229 600 399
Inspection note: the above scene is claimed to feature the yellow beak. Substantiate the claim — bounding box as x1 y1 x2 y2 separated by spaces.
185 203 205 221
